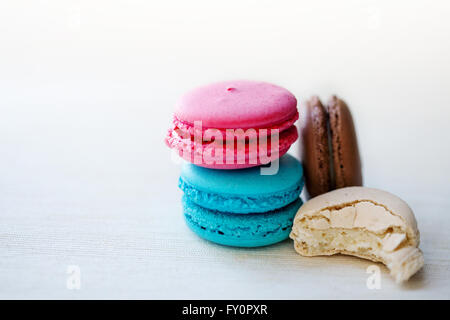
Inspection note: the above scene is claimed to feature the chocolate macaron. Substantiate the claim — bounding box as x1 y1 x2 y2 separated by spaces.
300 96 362 198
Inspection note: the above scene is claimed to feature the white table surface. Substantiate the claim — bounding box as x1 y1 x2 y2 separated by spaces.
1 1 450 299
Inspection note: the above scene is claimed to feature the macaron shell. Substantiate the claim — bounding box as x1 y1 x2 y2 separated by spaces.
183 196 303 247
300 97 331 197
175 80 298 129
291 186 418 247
328 96 363 188
180 153 303 196
196 146 290 170
166 124 298 169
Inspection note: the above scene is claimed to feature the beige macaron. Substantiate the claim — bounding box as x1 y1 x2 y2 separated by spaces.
290 186 424 283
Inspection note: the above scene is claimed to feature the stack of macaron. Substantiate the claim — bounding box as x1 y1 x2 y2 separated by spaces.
166 84 425 282
165 80 304 247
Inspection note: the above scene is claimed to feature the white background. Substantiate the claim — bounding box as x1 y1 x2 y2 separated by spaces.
1 0 449 299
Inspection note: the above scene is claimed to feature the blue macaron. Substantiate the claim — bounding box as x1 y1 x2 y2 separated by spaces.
179 154 304 247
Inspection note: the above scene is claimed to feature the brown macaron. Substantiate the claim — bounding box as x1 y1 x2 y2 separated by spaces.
300 96 362 198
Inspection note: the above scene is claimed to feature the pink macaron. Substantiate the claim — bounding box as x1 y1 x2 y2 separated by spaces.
165 80 299 169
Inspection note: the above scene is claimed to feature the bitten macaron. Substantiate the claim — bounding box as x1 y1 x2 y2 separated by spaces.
290 186 424 283
166 80 299 169
300 96 362 198
180 154 304 247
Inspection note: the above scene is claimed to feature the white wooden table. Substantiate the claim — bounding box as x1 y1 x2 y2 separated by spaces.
1 101 449 299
